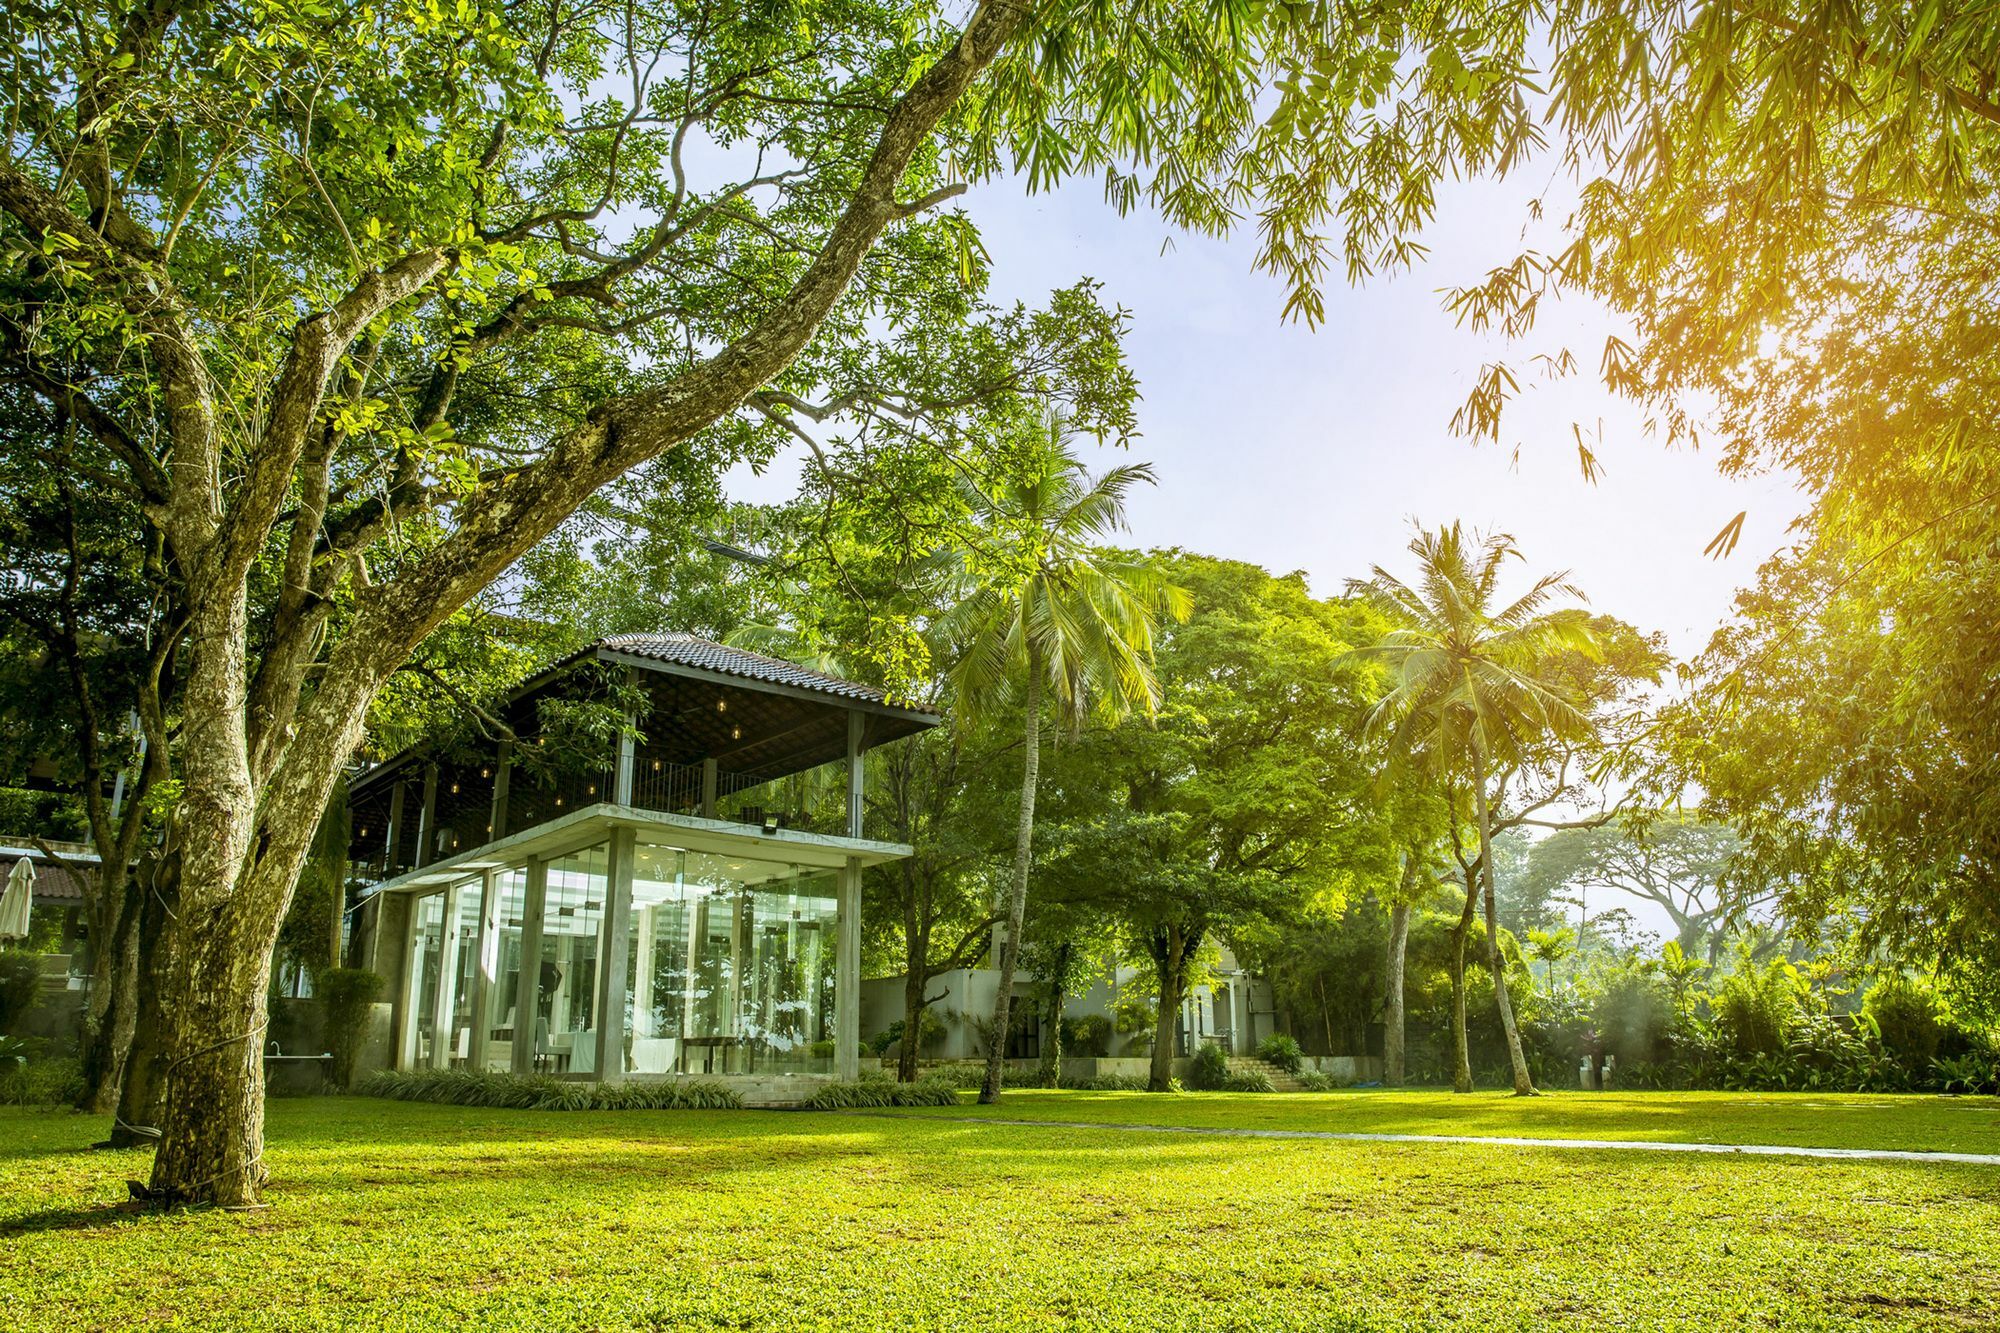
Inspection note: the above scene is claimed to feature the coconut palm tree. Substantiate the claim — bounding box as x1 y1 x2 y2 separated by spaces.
938 419 1189 1104
1348 523 1597 1096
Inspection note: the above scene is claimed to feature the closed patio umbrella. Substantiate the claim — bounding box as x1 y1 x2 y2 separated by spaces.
0 858 33 941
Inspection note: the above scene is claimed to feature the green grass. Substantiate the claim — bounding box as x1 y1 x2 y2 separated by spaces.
883 1087 2000 1155
3 1092 1998 1330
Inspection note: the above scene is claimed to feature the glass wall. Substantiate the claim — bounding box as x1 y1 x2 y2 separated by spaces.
444 878 485 1065
624 844 838 1076
483 868 527 1070
401 834 841 1079
532 843 607 1074
407 892 446 1067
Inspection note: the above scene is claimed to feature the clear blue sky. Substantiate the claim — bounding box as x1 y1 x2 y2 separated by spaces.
734 167 1806 662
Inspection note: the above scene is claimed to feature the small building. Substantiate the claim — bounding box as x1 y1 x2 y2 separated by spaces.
345 634 939 1103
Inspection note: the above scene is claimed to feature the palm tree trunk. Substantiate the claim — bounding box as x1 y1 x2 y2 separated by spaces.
1470 745 1535 1096
979 657 1041 1104
1384 897 1411 1087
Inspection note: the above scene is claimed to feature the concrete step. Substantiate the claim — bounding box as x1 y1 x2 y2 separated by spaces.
1223 1054 1305 1091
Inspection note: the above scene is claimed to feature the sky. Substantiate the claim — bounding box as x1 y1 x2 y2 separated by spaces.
728 165 1808 663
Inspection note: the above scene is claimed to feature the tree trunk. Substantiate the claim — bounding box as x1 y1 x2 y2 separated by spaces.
979 657 1041 1104
1384 899 1411 1087
1038 974 1065 1087
1471 747 1535 1096
78 874 141 1115
105 852 177 1149
1449 871 1477 1093
1148 924 1187 1092
897 963 927 1084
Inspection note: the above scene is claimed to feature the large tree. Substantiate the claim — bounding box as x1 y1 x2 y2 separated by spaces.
1036 553 1385 1090
1 0 1550 1202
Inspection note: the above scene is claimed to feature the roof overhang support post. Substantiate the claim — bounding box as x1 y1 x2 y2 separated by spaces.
846 711 866 840
594 825 636 1083
384 781 406 877
489 742 512 842
700 759 718 819
416 763 439 869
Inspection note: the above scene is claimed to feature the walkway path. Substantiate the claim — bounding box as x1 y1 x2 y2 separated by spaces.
858 1113 2000 1167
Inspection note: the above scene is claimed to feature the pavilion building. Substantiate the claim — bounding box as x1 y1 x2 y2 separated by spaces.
344 634 938 1102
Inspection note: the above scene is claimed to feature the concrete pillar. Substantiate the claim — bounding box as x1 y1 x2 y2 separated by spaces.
468 868 501 1070
700 758 718 819
615 713 636 806
594 826 636 1082
1229 977 1250 1055
511 856 547 1074
836 855 862 1080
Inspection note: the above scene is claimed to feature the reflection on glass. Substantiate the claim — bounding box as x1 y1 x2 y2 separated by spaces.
624 843 837 1076
534 843 607 1074
484 868 526 1070
445 878 484 1065
408 892 445 1067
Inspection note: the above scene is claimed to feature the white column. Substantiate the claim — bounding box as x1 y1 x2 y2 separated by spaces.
836 855 861 1080
594 826 636 1082
511 857 547 1074
1230 978 1250 1055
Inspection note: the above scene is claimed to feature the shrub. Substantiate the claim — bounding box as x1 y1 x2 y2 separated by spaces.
1932 1053 2000 1095
1255 1033 1303 1073
869 1006 947 1056
1712 959 1805 1058
316 967 383 1088
804 1076 960 1109
1864 974 1948 1073
356 1068 743 1110
1061 1012 1114 1057
0 950 42 1034
0 1050 85 1108
1188 1040 1230 1091
922 1062 1043 1091
1220 1071 1274 1093
1293 1070 1342 1092
1593 970 1676 1069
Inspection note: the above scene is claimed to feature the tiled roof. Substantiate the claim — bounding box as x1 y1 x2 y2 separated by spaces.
596 633 896 705
4 857 87 901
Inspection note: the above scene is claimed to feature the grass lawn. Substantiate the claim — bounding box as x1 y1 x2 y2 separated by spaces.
2 1091 1996 1331
887 1087 2000 1155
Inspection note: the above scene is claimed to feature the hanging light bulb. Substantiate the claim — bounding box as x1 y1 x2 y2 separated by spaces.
716 699 727 713
731 724 741 740
451 782 460 794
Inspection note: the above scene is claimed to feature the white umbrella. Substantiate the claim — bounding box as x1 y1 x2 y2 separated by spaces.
0 859 34 941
